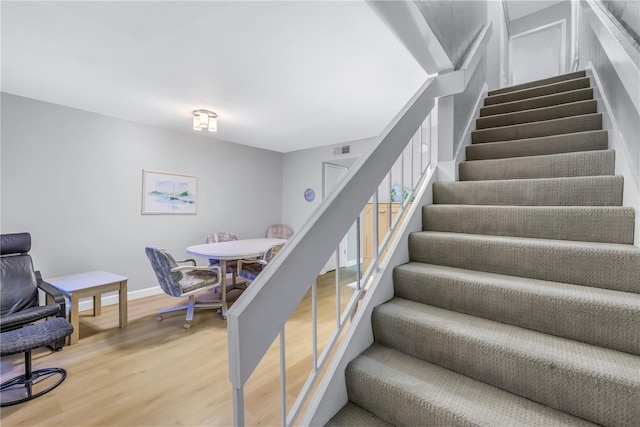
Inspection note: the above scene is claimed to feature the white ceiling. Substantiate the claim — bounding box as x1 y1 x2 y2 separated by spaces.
505 0 566 22
1 1 428 153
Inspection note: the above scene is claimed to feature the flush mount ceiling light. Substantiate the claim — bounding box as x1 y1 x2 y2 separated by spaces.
192 110 217 132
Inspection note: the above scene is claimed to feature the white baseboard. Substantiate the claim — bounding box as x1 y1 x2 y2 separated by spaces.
78 285 163 312
344 259 359 268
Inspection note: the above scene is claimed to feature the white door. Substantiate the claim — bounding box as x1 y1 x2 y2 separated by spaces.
510 20 566 86
322 163 349 273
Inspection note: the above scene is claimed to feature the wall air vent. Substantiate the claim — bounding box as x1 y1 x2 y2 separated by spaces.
334 145 350 155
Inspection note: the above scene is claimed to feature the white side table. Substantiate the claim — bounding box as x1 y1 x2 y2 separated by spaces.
46 271 128 345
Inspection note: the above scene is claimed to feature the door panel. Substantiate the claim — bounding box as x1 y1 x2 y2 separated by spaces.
510 21 565 86
322 163 349 273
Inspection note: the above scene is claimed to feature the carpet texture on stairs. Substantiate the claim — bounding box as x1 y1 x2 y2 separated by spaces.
465 130 608 160
327 70 639 427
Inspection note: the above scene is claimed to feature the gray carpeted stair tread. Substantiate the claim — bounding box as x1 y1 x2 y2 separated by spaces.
472 113 602 143
484 77 591 106
480 87 594 117
331 70 638 427
466 130 608 160
372 299 640 427
476 99 597 129
325 402 393 427
422 205 635 244
344 343 598 427
488 71 586 97
393 263 640 355
408 231 640 293
459 150 615 181
433 176 623 206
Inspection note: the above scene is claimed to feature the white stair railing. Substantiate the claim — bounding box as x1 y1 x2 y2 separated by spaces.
284 109 437 426
227 24 492 427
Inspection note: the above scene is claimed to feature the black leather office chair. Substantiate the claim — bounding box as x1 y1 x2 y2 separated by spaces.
0 232 74 407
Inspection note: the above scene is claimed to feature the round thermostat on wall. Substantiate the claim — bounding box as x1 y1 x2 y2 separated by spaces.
304 188 315 202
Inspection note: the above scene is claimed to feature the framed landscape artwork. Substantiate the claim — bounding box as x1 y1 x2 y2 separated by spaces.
142 170 197 214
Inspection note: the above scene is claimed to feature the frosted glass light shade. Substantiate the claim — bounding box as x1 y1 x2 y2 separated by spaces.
192 110 218 132
207 117 217 132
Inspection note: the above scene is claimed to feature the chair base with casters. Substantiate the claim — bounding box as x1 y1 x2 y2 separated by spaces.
157 293 223 329
1 318 74 407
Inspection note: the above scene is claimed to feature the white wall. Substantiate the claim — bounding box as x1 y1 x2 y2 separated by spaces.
577 8 640 245
414 0 488 69
281 138 373 234
1 93 284 295
281 138 373 268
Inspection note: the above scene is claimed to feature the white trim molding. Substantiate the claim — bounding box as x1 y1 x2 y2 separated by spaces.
366 0 454 74
586 63 640 246
582 0 640 115
77 285 163 313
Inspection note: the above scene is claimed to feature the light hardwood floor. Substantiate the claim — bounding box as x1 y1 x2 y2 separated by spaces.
0 268 358 426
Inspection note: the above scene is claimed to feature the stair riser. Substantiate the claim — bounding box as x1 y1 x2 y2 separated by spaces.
484 77 590 106
466 130 608 161
372 304 640 427
433 177 623 206
408 233 640 293
488 70 586 97
477 100 597 130
344 364 453 427
480 88 594 117
325 403 392 427
393 264 640 355
422 205 635 244
472 114 602 144
459 150 615 181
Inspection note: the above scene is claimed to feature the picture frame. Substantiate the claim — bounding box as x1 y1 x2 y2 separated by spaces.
142 169 197 215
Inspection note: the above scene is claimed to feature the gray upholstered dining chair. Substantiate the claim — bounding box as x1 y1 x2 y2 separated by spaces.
205 232 240 287
266 224 293 240
145 245 222 329
206 231 238 244
237 243 285 283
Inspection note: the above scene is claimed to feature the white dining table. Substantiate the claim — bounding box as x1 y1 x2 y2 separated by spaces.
186 238 287 315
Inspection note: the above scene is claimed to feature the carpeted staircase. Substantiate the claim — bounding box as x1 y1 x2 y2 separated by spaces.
327 70 640 427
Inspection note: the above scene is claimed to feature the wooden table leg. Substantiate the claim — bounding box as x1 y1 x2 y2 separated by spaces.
70 293 80 345
93 294 102 316
119 280 128 328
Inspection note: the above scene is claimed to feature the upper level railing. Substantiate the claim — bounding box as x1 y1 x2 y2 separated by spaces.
582 0 640 115
227 23 492 427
